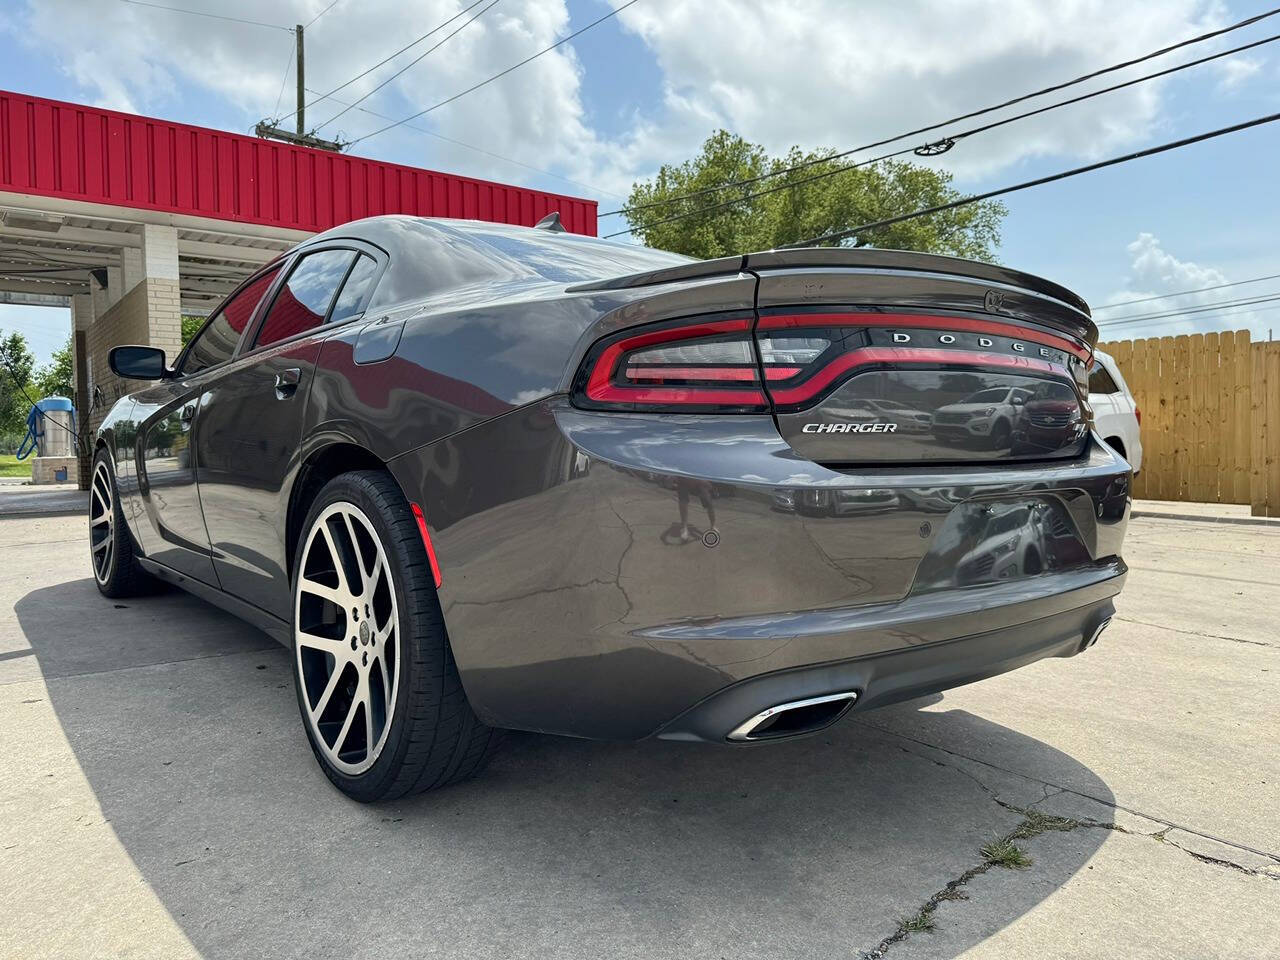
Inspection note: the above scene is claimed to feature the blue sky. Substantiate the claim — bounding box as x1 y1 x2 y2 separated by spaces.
2 0 1279 367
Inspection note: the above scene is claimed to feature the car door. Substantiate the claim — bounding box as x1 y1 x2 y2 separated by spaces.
131 267 283 584
195 245 385 618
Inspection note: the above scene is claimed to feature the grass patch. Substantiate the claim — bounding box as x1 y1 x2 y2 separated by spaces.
0 454 31 479
1009 808 1079 841
981 838 1032 869
897 908 936 934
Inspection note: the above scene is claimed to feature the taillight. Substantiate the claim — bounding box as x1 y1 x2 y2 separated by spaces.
573 310 1091 414
573 316 769 412
1134 406 1141 426
757 312 1089 412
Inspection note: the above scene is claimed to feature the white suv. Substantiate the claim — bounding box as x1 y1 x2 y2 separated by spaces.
1089 348 1142 474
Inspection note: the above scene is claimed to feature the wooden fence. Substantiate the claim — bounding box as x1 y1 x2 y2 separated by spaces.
1099 331 1280 517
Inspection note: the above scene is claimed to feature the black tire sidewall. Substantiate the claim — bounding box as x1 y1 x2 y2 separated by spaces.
290 471 434 801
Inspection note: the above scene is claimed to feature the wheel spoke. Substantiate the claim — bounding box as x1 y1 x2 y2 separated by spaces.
309 662 345 720
332 675 364 754
298 576 347 607
92 532 113 554
319 521 351 596
343 512 371 582
297 630 351 657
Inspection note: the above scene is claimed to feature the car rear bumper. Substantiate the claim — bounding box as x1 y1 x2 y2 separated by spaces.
389 397 1131 741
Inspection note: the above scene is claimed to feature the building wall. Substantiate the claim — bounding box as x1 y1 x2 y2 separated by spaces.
85 277 181 438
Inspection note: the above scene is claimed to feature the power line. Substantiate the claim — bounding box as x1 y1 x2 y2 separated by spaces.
346 0 643 148
1091 273 1280 310
785 111 1280 249
305 87 624 199
602 31 1280 240
312 0 503 133
1096 297 1280 332
1097 291 1280 325
306 0 492 113
600 6 1280 219
304 0 342 29
117 0 292 31
270 35 298 122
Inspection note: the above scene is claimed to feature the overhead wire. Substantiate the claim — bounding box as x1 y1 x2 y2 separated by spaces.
783 111 1280 249
601 29 1280 239
345 0 643 148
599 5 1280 218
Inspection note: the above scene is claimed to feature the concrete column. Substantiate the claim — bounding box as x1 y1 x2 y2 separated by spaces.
139 223 182 362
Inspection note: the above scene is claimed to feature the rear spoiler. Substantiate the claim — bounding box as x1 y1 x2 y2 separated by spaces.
567 247 1092 322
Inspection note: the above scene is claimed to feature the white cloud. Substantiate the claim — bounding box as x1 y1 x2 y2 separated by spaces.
7 0 1270 205
1094 233 1277 340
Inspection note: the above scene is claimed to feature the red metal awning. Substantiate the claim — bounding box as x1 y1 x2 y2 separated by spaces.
0 89 597 236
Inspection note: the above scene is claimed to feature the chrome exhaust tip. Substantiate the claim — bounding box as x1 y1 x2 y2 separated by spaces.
1085 617 1112 649
727 691 859 742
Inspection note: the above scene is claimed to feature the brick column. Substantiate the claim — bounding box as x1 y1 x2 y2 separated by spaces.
71 293 95 489
83 224 182 447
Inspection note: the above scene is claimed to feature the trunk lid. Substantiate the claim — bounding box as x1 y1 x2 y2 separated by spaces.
749 251 1095 465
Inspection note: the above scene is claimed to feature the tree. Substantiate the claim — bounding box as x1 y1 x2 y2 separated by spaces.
624 130 1006 262
35 336 74 399
0 330 38 435
182 314 204 346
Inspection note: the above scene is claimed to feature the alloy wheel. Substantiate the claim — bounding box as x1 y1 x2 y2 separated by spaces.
89 461 114 584
295 502 401 776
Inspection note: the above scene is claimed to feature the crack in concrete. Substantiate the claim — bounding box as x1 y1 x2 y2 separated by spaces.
1113 615 1275 648
859 795 1277 958
855 718 1280 866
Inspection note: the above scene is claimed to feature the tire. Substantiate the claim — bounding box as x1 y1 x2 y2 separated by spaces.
90 448 154 598
291 469 501 802
990 420 1012 449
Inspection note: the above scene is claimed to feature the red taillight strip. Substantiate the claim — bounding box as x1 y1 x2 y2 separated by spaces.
624 365 801 382
410 502 443 588
757 312 1090 363
767 347 1068 407
585 317 762 406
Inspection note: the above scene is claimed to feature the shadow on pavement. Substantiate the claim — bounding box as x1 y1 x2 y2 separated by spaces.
15 577 1114 960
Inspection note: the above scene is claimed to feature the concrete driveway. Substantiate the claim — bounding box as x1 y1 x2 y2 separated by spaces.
1 512 1276 959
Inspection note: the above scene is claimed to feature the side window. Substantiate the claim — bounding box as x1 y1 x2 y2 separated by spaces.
255 249 357 348
1089 365 1120 395
329 254 381 326
182 266 281 375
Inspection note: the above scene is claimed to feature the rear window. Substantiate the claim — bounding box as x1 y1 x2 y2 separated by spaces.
1089 365 1120 395
470 230 690 284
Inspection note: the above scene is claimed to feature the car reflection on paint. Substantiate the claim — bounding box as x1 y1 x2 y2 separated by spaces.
1012 381 1088 455
931 386 1033 449
861 398 933 434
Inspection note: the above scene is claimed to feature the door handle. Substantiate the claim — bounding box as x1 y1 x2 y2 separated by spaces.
274 368 301 400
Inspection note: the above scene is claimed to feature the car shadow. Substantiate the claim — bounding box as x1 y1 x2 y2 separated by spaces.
13 577 1114 960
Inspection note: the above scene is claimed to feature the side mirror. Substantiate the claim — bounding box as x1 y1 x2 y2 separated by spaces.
109 345 170 381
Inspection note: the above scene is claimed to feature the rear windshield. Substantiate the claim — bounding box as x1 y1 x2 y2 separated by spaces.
466 226 691 284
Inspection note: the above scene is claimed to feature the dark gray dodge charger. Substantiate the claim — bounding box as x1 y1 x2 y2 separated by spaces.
91 215 1129 802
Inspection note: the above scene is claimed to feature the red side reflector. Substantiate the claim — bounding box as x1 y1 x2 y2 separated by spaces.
410 502 443 588
1134 406 1141 426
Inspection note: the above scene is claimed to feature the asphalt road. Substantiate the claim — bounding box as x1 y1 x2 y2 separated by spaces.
0 512 1276 959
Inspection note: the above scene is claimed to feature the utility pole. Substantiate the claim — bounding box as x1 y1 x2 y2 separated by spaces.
255 23 344 152
296 23 305 136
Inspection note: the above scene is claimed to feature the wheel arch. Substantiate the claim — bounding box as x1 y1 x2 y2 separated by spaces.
285 440 392 582
1103 436 1127 460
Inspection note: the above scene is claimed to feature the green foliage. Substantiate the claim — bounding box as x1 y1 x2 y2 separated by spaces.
182 314 205 347
981 838 1032 868
35 336 74 399
0 330 37 435
624 130 1005 262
